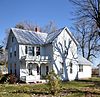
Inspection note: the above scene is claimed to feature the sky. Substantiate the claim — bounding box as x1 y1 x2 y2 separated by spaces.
0 0 99 66
0 0 73 44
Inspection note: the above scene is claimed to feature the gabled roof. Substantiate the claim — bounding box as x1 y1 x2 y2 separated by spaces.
78 55 92 66
45 27 64 44
11 28 47 45
7 27 78 47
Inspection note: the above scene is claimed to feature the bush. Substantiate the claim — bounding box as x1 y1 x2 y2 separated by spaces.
47 70 61 96
0 74 10 83
9 74 18 84
0 74 18 84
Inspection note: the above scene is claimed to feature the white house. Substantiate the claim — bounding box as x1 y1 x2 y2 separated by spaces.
6 27 92 83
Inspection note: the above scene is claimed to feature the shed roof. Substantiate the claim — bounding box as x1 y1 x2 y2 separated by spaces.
78 55 92 66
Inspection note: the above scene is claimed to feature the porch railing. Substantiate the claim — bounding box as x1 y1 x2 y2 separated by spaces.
21 55 49 62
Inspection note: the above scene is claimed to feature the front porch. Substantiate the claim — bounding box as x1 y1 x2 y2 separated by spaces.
20 56 51 83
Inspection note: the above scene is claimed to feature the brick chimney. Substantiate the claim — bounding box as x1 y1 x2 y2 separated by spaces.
34 27 40 32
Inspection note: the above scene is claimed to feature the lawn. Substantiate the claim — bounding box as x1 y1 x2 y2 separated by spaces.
0 77 100 97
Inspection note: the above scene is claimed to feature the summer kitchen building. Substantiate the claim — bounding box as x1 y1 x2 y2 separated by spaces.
6 27 92 83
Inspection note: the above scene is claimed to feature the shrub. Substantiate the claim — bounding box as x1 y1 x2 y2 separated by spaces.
9 74 18 84
47 70 61 96
0 74 18 84
0 74 10 83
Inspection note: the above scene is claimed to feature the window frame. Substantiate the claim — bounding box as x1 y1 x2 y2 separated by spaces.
60 67 64 74
10 64 12 74
14 45 16 56
46 66 49 75
12 36 14 42
14 64 16 75
25 46 27 54
79 64 83 72
36 47 40 56
69 62 73 73
10 47 12 58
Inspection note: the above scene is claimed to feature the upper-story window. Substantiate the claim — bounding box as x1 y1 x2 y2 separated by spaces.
32 47 34 56
10 47 12 58
25 46 27 54
12 36 14 42
14 45 16 57
36 47 40 56
25 46 40 56
28 46 34 56
28 47 32 56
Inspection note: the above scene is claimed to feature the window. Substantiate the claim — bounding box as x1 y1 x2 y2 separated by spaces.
60 68 64 74
28 46 34 56
28 47 33 56
40 66 41 75
79 64 83 72
36 47 40 56
12 36 14 42
14 51 16 56
10 69 12 74
32 47 34 56
14 64 16 75
10 48 12 58
10 64 12 74
37 66 39 75
14 45 16 56
46 66 49 75
25 46 27 54
10 52 12 58
70 62 73 73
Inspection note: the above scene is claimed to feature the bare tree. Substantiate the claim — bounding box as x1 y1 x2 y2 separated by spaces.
70 0 100 35
15 21 57 33
42 21 57 33
0 45 3 54
74 21 100 61
15 21 36 31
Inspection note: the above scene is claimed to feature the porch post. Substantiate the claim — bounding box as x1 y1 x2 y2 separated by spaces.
26 61 28 69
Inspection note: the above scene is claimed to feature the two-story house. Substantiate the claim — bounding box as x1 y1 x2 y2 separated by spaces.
6 27 92 83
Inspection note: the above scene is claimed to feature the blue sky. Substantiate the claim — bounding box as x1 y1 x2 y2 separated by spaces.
0 0 99 66
0 0 73 44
